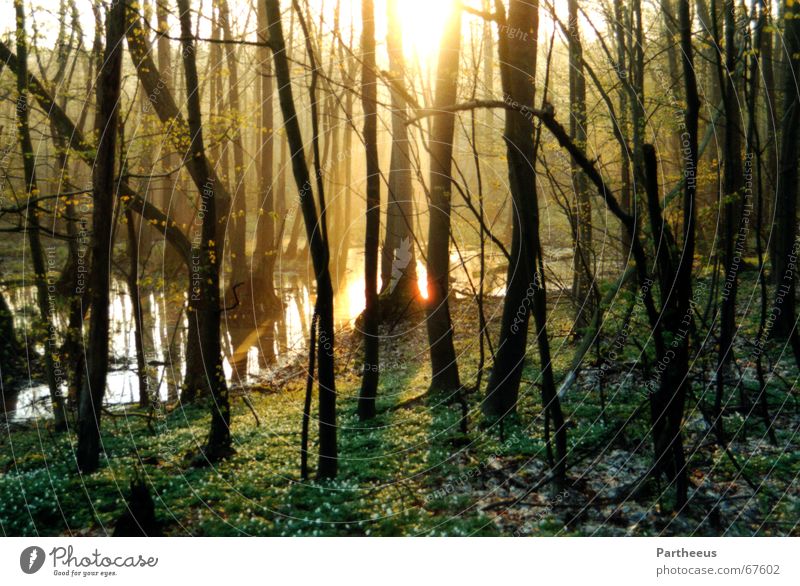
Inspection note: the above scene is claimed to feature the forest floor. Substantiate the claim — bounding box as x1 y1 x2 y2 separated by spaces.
1 270 798 536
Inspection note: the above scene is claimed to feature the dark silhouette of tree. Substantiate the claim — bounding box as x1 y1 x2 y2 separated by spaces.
175 0 233 462
568 0 594 330
124 6 231 407
771 0 800 367
358 0 381 421
715 0 746 433
482 0 567 484
76 0 125 471
266 0 338 479
425 0 462 393
647 0 699 508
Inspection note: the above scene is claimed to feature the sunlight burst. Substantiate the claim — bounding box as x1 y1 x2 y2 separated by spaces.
416 259 429 300
394 0 454 59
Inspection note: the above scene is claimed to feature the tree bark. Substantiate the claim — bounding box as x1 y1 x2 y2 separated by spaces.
568 0 594 330
379 0 418 310
13 0 67 432
76 0 124 471
267 0 338 479
425 1 462 392
715 0 746 430
124 210 150 409
358 0 381 420
771 0 800 365
255 0 279 310
219 0 249 290
482 0 567 483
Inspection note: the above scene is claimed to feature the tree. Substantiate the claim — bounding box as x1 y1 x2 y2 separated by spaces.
0 290 23 396
611 0 633 262
379 0 418 311
155 0 185 276
649 0 699 508
124 208 150 409
0 42 192 267
13 0 67 431
482 0 567 483
425 0 462 393
267 0 338 479
124 7 231 405
568 0 594 330
254 0 279 309
218 0 249 291
76 0 124 471
715 0 746 430
771 0 800 366
175 0 233 462
623 0 645 245
358 0 381 421
46 0 85 411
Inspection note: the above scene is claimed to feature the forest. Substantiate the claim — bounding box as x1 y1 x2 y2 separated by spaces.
0 0 798 537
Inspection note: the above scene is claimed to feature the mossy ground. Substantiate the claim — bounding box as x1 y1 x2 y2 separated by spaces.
1 270 798 536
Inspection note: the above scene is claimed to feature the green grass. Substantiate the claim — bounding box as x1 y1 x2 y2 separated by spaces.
0 382 506 536
1 271 798 536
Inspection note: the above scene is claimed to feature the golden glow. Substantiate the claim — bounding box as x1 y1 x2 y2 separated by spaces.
318 0 455 65
394 0 454 60
416 259 429 300
334 274 366 324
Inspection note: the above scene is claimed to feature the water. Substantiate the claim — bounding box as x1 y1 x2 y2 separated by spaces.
2 247 413 421
2 244 587 422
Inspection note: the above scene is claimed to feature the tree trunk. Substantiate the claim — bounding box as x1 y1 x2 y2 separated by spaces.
125 7 233 404
175 0 233 462
568 0 594 330
358 0 381 420
124 210 150 409
482 1 567 483
48 11 85 412
715 0 745 429
749 0 779 445
14 0 67 432
219 0 249 291
254 0 279 310
762 3 778 260
482 0 494 129
267 0 338 479
0 286 23 396
771 0 800 364
335 53 357 285
379 0 418 311
629 0 646 195
650 0 699 508
613 0 632 263
425 1 462 392
76 0 124 471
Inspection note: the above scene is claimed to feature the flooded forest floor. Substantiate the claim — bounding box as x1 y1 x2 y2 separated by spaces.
1 270 798 536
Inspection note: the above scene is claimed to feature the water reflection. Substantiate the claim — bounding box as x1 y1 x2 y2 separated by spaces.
3 246 511 421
